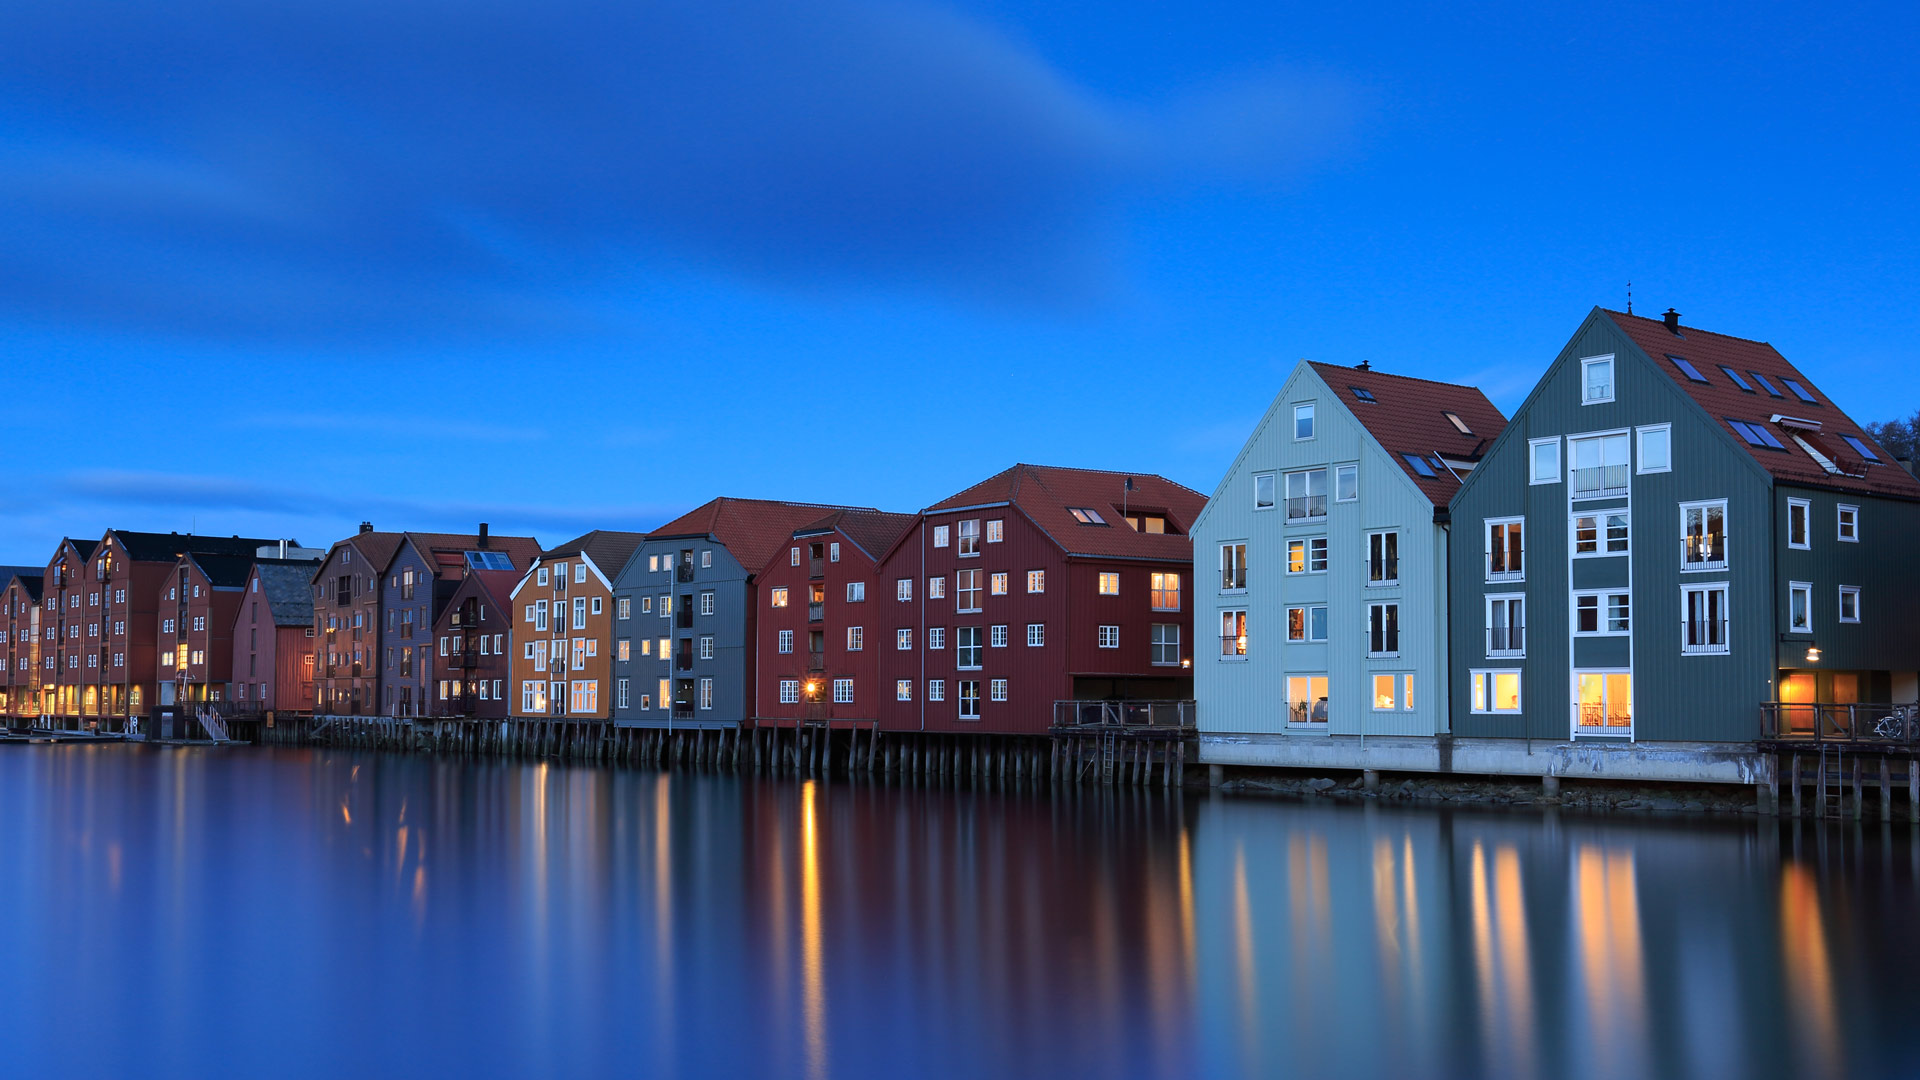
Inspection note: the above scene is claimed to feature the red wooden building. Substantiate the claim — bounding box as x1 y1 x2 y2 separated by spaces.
1 570 44 721
429 567 520 719
230 558 322 717
38 537 97 723
751 509 917 729
154 552 254 713
874 465 1206 735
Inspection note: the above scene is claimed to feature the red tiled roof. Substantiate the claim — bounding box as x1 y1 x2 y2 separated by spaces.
1602 310 1920 499
794 509 918 562
925 464 1206 561
463 568 523 608
650 498 880 574
1307 362 1510 506
402 531 544 577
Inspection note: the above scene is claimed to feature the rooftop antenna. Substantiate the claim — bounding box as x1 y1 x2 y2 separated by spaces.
1626 281 1633 315
1122 476 1134 523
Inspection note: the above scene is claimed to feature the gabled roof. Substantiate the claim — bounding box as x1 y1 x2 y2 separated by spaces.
399 531 544 578
330 531 407 576
1603 310 1920 499
185 552 258 590
649 498 879 574
923 464 1206 561
540 530 649 577
60 538 99 564
106 530 285 563
793 509 919 563
1307 362 1509 506
254 560 322 627
445 567 523 621
2 571 43 601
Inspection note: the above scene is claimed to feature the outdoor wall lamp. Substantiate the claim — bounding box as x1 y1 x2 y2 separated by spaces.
1806 644 1822 663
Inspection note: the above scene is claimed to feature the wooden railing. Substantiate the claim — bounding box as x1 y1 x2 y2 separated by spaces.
1051 700 1195 731
1761 702 1920 743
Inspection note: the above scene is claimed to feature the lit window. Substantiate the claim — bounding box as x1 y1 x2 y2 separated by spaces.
1026 570 1045 593
990 573 1007 596
1373 674 1398 711
986 520 1004 543
897 680 912 701
846 627 863 651
1470 671 1522 713
1287 676 1329 725
1575 671 1632 732
1098 572 1119 596
1220 611 1247 657
1149 572 1180 611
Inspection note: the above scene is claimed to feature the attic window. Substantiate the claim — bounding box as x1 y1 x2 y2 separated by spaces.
1726 419 1786 450
465 551 513 571
1123 513 1174 535
1720 366 1754 392
1781 378 1819 405
1444 412 1472 435
1842 435 1881 462
1668 355 1709 383
1401 454 1438 478
1748 371 1783 397
1350 386 1377 404
1068 507 1108 526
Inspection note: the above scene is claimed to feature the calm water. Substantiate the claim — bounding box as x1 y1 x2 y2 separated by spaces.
0 746 1915 1079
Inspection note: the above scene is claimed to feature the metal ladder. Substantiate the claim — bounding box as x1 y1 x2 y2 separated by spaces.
1100 730 1118 785
1818 744 1844 817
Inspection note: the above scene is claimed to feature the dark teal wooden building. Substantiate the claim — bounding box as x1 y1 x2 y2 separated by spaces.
1448 307 1920 745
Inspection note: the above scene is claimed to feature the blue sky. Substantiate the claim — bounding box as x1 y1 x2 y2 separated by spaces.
3 0 1917 564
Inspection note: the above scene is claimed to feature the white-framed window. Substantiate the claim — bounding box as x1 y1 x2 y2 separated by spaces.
1581 354 1615 404
1285 605 1327 643
1293 402 1316 440
897 628 912 650
699 678 714 709
1372 674 1415 711
1335 463 1358 503
989 624 1008 648
990 678 1008 702
846 582 866 602
658 595 672 617
657 679 670 709
1569 432 1630 497
701 591 715 615
699 636 714 660
1574 671 1632 734
896 679 912 701
1253 472 1276 510
1367 531 1398 585
1150 572 1180 611
1285 468 1328 521
537 567 549 587
986 519 1004 544
1026 570 1045 594
575 563 588 584
896 578 913 601
1529 437 1561 485
989 573 1007 596
1837 504 1859 542
1572 511 1630 557
1637 424 1671 473
1470 670 1522 714
1681 500 1728 570
1789 581 1813 633
648 555 660 573
846 627 864 651
778 629 793 654
1097 624 1120 649
1287 676 1329 725
617 597 631 620
1098 572 1120 595
1220 610 1247 658
929 627 945 649
933 525 950 549
616 678 629 708
1486 594 1524 657
617 639 631 662
1787 498 1810 549
1683 584 1729 653
829 542 841 563
833 678 853 704
534 600 548 631
958 680 980 719
1219 543 1247 592
956 627 982 668
1574 591 1631 635
928 577 945 600
1838 585 1861 624
957 519 981 557
641 596 653 613
1486 518 1524 582
1150 623 1180 666
1367 603 1399 657
1026 623 1045 647
573 596 587 630
928 679 944 702
780 679 799 704
790 547 801 567
956 570 982 612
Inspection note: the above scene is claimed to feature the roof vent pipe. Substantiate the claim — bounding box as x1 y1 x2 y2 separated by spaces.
479 523 490 549
1356 359 1371 371
1663 308 1682 334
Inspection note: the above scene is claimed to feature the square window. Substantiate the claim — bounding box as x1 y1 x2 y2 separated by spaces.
1097 625 1119 649
990 678 1007 702
846 581 866 602
1285 468 1327 521
1026 570 1045 593
1569 432 1630 496
933 525 950 549
771 587 788 608
1150 623 1180 665
1309 537 1328 573
833 678 853 704
1098 572 1120 595
1372 674 1397 710
1286 675 1329 725
1027 623 1045 647
1637 425 1671 473
1150 572 1180 610
986 520 1004 544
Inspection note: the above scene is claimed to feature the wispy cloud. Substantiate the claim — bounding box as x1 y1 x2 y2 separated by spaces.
233 412 550 443
0 0 1354 344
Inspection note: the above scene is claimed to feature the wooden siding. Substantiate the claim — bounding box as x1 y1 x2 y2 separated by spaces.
1192 362 1453 739
1 579 42 717
312 539 384 715
1773 486 1920 698
507 555 619 720
609 539 754 729
753 529 890 726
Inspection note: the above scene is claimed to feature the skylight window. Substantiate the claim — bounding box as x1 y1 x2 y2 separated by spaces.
1843 435 1881 462
1067 507 1108 526
1668 355 1709 383
1401 454 1437 478
1748 371 1783 397
1726 419 1786 450
1444 412 1472 435
1350 386 1377 404
464 551 514 571
1781 378 1819 405
1720 366 1754 392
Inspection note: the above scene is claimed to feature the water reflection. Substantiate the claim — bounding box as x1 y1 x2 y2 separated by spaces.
0 747 1916 1079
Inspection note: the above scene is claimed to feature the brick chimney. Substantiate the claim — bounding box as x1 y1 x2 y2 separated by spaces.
359 521 373 534
1663 308 1682 334
478 522 490 549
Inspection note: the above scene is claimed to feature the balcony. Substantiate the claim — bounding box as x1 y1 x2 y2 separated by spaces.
454 649 479 670
675 649 693 672
1285 496 1326 521
677 608 693 630
1763 702 1920 743
808 558 825 580
1571 464 1629 498
676 564 695 583
807 651 826 672
671 705 695 721
1051 700 1195 731
808 602 824 623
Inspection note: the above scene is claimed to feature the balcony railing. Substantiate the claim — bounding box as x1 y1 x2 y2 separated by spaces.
1286 496 1326 521
807 651 826 672
809 559 825 580
1221 568 1245 591
671 705 695 721
675 650 693 672
1051 700 1195 730
1369 558 1399 585
1288 700 1329 725
1571 464 1629 498
808 602 824 623
1486 626 1524 655
454 649 479 670
676 564 695 583
1762 702 1920 743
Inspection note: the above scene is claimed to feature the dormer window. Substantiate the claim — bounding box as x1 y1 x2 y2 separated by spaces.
1123 513 1172 534
1068 507 1108 526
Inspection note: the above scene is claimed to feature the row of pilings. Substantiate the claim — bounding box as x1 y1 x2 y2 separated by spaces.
257 715 1190 788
